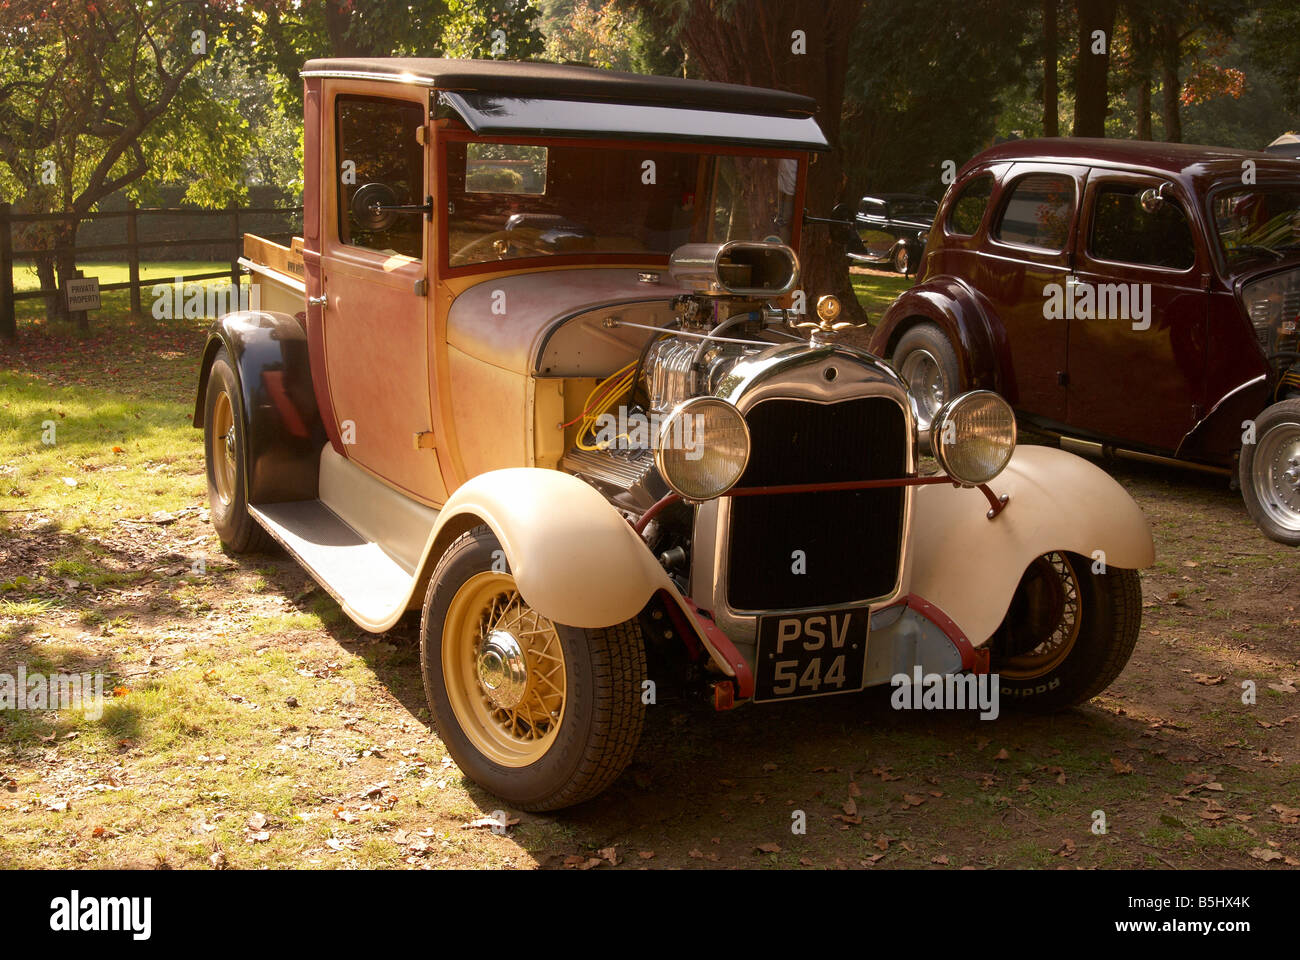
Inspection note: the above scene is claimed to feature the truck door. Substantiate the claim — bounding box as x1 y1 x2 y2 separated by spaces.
319 91 447 504
1066 173 1206 454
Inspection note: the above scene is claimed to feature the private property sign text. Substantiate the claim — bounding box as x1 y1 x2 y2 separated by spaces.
66 277 100 311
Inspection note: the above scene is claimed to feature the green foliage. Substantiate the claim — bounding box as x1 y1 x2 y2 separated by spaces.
540 0 682 75
440 0 545 60
841 0 1035 197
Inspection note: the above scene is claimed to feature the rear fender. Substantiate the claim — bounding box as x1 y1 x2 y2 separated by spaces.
193 310 324 504
903 445 1155 645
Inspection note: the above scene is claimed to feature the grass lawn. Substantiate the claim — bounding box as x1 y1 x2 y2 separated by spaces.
850 267 913 322
11 261 231 294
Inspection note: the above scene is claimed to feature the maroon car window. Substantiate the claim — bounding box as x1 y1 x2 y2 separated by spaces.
1090 184 1195 270
994 173 1075 250
946 175 993 236
335 96 425 259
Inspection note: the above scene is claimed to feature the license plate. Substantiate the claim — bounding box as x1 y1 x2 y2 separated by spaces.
753 608 869 702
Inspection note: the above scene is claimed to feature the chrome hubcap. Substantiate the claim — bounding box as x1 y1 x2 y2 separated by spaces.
900 349 945 426
1253 422 1300 532
476 629 530 709
223 427 237 465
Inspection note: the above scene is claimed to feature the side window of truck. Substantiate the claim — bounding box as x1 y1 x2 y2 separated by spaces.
994 172 1075 251
335 96 425 259
946 174 993 236
1089 183 1196 270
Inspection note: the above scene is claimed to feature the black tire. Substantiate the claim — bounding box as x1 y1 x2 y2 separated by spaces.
420 527 646 811
1238 399 1300 546
892 244 910 275
991 551 1142 710
892 322 962 431
203 347 272 553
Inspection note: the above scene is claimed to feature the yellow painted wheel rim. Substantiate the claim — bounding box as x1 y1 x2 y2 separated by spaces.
211 390 237 506
442 571 567 767
996 552 1082 679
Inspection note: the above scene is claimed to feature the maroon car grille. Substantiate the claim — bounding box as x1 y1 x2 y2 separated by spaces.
726 397 908 611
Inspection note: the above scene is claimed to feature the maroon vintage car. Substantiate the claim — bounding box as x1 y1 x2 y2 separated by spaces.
869 138 1300 545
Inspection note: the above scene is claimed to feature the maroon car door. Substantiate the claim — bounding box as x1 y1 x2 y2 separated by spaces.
979 164 1088 423
1067 172 1207 453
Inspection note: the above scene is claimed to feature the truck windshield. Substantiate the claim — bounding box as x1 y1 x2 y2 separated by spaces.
1210 185 1300 268
444 140 799 268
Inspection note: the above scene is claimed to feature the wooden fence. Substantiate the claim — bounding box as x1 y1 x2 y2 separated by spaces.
0 201 302 339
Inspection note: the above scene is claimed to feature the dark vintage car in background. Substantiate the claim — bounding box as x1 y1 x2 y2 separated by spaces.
868 138 1300 545
848 192 936 275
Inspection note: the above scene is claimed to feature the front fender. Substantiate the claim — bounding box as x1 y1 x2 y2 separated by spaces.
904 445 1155 645
869 277 1007 396
428 468 676 630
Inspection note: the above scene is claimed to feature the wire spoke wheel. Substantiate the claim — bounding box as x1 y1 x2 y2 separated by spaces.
441 571 568 767
210 389 237 507
994 552 1082 679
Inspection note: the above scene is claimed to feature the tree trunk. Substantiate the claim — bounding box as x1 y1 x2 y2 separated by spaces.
35 253 60 322
1159 19 1182 142
1135 76 1152 139
53 224 80 330
1043 0 1059 136
662 0 867 321
1072 0 1116 137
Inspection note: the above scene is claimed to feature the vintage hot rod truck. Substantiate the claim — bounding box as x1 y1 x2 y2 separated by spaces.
194 58 1154 810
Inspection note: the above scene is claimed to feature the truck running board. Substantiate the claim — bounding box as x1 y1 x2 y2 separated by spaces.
250 445 439 632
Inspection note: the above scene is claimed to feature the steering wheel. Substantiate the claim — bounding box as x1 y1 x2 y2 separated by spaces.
452 229 552 264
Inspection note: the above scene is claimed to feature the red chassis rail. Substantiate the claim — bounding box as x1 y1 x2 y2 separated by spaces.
632 474 1009 536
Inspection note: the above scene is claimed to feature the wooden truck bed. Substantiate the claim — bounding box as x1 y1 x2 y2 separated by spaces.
239 234 306 316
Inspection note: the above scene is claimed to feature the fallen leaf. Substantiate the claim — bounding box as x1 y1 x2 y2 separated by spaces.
1249 848 1284 863
902 794 927 807
755 842 781 854
1110 758 1134 775
1191 674 1225 686
1270 803 1300 824
246 812 267 830
637 851 655 860
842 798 858 817
931 855 950 865
993 748 1010 761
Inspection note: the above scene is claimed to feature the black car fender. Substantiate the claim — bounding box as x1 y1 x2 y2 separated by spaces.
193 310 324 504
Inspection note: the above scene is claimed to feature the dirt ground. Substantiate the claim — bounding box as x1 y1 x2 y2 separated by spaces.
2 448 1298 870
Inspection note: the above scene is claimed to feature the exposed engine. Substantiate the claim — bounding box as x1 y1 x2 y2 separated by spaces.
561 241 800 518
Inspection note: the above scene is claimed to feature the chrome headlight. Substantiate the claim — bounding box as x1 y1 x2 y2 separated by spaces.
931 390 1016 485
655 397 750 500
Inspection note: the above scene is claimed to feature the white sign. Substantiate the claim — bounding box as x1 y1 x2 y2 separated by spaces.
66 277 100 311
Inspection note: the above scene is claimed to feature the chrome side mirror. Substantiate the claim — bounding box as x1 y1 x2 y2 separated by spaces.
1140 182 1171 214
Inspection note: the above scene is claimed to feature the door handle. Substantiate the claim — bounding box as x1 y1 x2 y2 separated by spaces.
308 295 327 307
